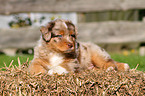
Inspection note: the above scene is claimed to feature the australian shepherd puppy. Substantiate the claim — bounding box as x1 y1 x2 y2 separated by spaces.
29 19 129 75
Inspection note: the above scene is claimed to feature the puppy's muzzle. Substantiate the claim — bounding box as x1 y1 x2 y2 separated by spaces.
65 44 74 53
67 43 73 48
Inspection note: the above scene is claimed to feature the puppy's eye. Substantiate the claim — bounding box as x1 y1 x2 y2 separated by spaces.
71 34 76 38
55 35 63 37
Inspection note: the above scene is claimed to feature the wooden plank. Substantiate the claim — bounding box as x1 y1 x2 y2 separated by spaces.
0 27 41 49
0 21 145 50
1 21 145 54
0 0 145 14
78 21 145 44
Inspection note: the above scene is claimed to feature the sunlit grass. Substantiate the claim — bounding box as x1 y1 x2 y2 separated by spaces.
0 54 33 68
111 53 145 71
0 53 144 71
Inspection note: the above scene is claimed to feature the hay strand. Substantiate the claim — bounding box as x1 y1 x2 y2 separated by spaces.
0 61 145 95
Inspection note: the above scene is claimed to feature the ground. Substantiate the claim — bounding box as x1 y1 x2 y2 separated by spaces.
0 53 145 95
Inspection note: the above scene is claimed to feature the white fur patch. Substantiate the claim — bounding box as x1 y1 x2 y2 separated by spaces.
63 22 68 29
48 54 68 74
124 63 130 71
37 36 42 47
106 67 114 71
48 66 68 75
49 54 64 66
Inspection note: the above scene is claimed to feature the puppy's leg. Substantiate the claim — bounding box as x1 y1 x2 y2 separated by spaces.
91 54 117 71
100 59 130 71
115 62 130 71
91 54 129 71
90 44 129 71
29 58 49 75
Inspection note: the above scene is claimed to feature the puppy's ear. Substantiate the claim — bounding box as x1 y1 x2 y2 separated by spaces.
65 21 78 37
40 21 55 41
40 26 51 42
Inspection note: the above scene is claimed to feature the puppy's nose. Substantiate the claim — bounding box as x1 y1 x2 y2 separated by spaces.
67 43 73 48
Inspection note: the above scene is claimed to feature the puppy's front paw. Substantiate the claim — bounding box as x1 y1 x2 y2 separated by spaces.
48 66 68 75
106 66 116 72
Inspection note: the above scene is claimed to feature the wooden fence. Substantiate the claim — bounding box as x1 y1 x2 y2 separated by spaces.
0 0 145 55
1 0 145 14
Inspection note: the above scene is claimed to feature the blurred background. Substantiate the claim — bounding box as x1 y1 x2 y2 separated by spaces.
0 0 145 71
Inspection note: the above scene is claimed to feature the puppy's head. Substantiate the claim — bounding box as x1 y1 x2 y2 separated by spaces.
40 19 77 53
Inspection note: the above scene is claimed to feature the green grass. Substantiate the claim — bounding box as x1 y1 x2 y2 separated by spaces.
0 53 145 71
111 53 145 71
0 54 33 68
